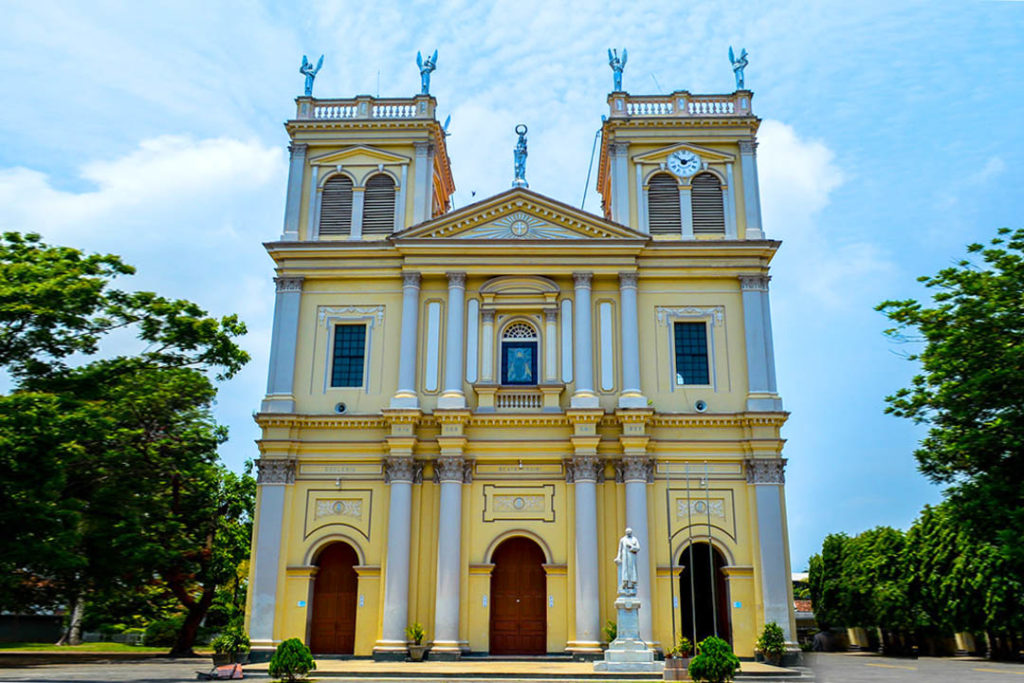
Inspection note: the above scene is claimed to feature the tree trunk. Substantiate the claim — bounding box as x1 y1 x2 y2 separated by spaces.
169 585 216 657
56 593 86 646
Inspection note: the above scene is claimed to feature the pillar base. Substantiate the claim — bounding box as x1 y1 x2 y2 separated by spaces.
390 392 420 409
429 640 465 660
570 391 600 409
567 641 604 660
437 391 467 409
746 393 783 411
617 392 648 409
260 395 295 413
372 642 409 662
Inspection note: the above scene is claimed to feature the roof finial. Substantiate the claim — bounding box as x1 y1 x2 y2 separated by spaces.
512 124 528 188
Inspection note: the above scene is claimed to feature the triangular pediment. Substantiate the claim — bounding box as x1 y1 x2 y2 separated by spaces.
309 145 410 167
395 188 647 241
633 142 735 164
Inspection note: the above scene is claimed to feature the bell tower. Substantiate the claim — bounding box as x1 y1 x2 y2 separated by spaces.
596 89 764 240
278 94 455 242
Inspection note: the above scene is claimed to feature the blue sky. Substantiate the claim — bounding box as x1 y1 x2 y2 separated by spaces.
1 1 1021 568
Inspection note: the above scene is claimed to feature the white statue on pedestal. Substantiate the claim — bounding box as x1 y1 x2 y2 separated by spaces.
614 527 640 596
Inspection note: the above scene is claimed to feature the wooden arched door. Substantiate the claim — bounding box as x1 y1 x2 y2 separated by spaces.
310 542 358 654
489 537 546 655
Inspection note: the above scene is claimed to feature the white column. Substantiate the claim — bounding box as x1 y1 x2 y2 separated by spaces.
611 143 631 225
480 310 495 382
249 458 295 649
432 457 466 657
725 162 738 239
622 458 654 644
679 186 694 239
740 276 782 411
391 272 421 408
617 272 645 408
261 277 303 413
739 140 764 239
571 273 598 408
571 456 602 654
543 309 558 382
636 165 649 234
438 272 466 409
350 187 365 240
394 164 408 232
281 143 307 240
747 459 794 641
375 458 416 658
413 141 434 224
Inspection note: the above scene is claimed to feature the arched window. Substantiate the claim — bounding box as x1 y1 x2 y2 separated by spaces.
691 172 725 235
647 172 681 234
362 173 396 234
501 322 538 385
319 175 353 236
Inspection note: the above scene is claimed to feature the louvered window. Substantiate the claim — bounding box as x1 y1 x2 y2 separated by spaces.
647 173 681 234
319 175 353 236
691 173 725 235
362 174 396 234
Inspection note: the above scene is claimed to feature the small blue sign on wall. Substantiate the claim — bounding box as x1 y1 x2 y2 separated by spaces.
734 601 742 609
297 600 306 607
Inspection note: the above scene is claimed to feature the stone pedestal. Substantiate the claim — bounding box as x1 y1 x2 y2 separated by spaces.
594 597 664 673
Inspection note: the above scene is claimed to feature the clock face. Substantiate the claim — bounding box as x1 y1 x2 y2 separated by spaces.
667 150 701 177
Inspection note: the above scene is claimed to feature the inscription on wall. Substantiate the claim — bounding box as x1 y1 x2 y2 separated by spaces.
482 484 556 523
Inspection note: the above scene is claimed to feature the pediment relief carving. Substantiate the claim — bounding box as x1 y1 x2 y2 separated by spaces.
309 145 410 167
633 142 735 165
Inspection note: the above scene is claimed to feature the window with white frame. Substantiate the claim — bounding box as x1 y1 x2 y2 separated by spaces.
500 321 538 385
330 323 367 387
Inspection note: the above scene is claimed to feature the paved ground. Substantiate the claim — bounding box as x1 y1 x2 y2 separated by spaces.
807 652 1024 682
1 653 1022 682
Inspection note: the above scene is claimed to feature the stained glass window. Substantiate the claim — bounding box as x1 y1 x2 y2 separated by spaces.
502 342 537 385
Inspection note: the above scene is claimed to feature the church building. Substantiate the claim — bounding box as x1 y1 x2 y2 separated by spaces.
246 55 795 660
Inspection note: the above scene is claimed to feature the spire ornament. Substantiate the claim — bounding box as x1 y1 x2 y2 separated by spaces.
300 54 324 97
512 124 529 188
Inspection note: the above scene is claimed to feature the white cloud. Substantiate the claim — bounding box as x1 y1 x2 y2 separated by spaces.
758 119 893 309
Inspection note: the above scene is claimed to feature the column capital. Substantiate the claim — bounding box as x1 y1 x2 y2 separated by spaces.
573 271 593 288
413 140 434 154
402 271 422 288
446 271 466 288
384 456 423 484
618 271 639 289
746 458 786 484
566 455 604 483
434 456 470 483
481 309 496 323
256 457 297 485
274 276 304 293
738 139 758 155
615 456 654 484
610 141 631 155
740 274 770 292
543 308 558 323
288 143 308 155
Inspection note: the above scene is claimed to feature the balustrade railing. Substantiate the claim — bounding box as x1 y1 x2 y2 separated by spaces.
609 91 752 118
295 95 435 121
495 389 543 411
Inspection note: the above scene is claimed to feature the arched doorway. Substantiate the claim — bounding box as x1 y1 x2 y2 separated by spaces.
490 536 546 655
310 542 358 654
678 542 731 646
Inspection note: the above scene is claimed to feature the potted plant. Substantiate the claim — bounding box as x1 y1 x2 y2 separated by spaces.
602 620 617 647
406 622 428 662
755 621 786 666
665 635 693 680
268 638 316 682
688 636 740 683
210 625 251 666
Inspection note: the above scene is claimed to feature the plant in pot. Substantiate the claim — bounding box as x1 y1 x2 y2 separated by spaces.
665 635 693 679
688 636 740 683
210 625 251 666
755 621 786 666
602 620 617 647
406 622 428 661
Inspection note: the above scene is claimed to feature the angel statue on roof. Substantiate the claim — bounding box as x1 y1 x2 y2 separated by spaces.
608 48 627 92
417 50 438 95
729 46 749 90
300 54 324 97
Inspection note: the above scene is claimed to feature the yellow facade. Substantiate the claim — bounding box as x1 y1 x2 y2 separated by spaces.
246 82 795 660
